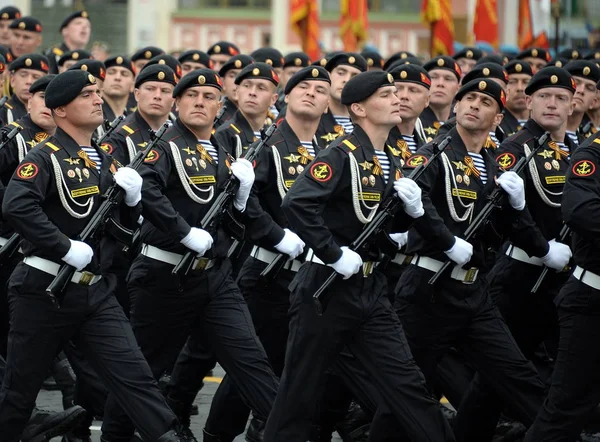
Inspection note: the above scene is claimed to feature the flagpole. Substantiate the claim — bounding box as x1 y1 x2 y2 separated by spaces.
552 0 560 55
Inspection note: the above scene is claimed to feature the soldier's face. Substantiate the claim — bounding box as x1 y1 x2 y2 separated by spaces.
506 74 531 112
10 68 45 104
181 61 208 76
280 66 303 89
527 87 573 131
237 78 277 118
572 76 597 114
523 57 546 72
455 91 502 132
176 86 221 130
456 58 477 77
59 59 78 73
104 66 134 99
133 59 150 75
222 69 240 100
395 82 429 121
62 18 91 47
357 85 402 127
59 84 104 130
11 30 42 57
135 81 175 119
210 54 230 73
27 90 55 132
0 20 12 46
329 65 362 102
429 69 459 107
285 80 330 120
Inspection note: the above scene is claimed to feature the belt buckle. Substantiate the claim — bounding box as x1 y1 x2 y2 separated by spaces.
463 267 479 284
193 257 210 271
78 271 95 286
363 262 374 278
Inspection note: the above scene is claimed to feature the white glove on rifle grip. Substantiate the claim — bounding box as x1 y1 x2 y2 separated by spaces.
389 232 409 249
444 237 473 266
274 229 305 260
62 239 94 271
230 159 255 212
328 246 363 279
496 171 525 211
180 227 214 257
541 239 572 271
113 167 143 207
394 178 425 218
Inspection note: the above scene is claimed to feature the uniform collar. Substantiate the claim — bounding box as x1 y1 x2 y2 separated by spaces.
132 110 154 140
231 110 256 141
18 113 46 135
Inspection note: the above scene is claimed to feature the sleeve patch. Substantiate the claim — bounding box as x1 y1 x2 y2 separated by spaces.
496 152 516 170
572 159 596 177
16 162 39 180
310 161 333 182
100 143 114 154
405 154 428 168
144 149 160 163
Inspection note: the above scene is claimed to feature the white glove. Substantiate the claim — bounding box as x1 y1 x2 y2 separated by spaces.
180 227 213 256
496 171 525 211
389 232 408 249
394 178 424 218
328 246 363 279
114 167 143 207
444 237 473 266
62 239 94 271
230 159 255 212
274 228 305 260
541 239 572 271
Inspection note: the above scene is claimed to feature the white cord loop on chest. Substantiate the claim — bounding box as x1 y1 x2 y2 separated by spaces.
50 153 95 219
16 133 27 162
126 136 137 164
523 142 562 208
441 152 474 223
169 141 215 205
348 152 379 224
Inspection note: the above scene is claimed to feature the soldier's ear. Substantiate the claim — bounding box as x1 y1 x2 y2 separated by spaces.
494 111 504 127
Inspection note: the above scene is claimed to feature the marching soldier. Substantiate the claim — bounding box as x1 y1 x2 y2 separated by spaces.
500 60 534 136
45 11 91 74
0 6 20 47
8 16 43 59
564 60 600 146
453 47 483 78
278 51 311 110
102 55 135 121
0 69 191 442
516 47 551 72
178 50 213 75
263 70 455 442
144 54 183 80
216 54 254 128
207 41 240 73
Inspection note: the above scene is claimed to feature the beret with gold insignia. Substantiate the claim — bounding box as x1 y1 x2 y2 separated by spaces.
462 62 509 85
453 47 483 61
9 16 42 33
208 41 240 57
325 52 368 73
476 54 507 66
58 49 92 67
383 51 417 71
251 47 284 68
144 54 183 79
68 59 106 81
284 65 330 94
517 47 551 62
234 62 279 86
504 60 534 76
584 50 600 61
546 57 569 68
0 6 20 21
558 48 581 61
135 64 177 88
525 66 576 96
283 52 311 69
9 53 49 73
341 70 396 105
564 60 600 84
361 50 384 69
45 70 98 109
455 78 506 110
178 50 213 69
423 56 461 81
388 64 431 89
173 68 223 97
60 10 89 31
311 51 340 67
131 46 164 62
386 57 424 71
218 54 254 77
105 55 135 74
29 74 56 95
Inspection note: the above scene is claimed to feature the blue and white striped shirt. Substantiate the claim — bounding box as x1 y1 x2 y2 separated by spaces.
374 150 390 183
334 115 354 134
467 151 487 184
198 139 218 166
81 146 102 170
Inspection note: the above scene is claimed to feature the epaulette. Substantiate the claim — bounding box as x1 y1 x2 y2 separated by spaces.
342 139 358 152
5 102 13 110
52 47 64 56
229 123 241 134
593 138 600 146
121 124 135 135
9 121 22 129
39 141 61 154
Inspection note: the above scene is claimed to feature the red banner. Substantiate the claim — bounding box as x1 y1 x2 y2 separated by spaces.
290 0 321 60
422 0 454 56
473 0 498 48
340 0 369 52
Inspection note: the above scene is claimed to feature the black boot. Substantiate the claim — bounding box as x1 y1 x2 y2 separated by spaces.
335 402 371 442
245 418 265 442
52 353 76 410
21 405 86 442
157 426 199 442
203 429 222 442
166 394 192 428
61 411 93 442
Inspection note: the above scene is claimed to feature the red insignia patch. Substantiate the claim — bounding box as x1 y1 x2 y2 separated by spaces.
572 160 596 177
100 143 114 155
310 162 333 182
496 152 515 170
405 155 428 168
16 162 39 180
420 72 431 86
40 61 49 72
144 149 160 163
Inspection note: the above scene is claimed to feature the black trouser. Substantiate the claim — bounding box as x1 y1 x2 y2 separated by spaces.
102 255 279 439
394 264 546 441
263 263 454 442
523 275 600 442
0 263 176 442
204 256 292 440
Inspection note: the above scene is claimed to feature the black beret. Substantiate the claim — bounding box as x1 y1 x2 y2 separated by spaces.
173 68 223 97
250 47 284 68
144 54 183 79
341 70 396 105
283 52 311 69
178 50 213 69
516 47 551 62
525 67 576 96
423 56 461 81
218 54 254 77
388 64 431 89
0 45 13 63
383 51 416 71
462 62 509 85
9 53 49 73
284 66 330 95
105 55 135 74
59 10 89 31
131 46 164 62
386 57 423 71
565 60 600 84
135 64 178 88
58 49 92 67
67 59 106 81
45 70 98 109
558 48 581 60
9 16 42 33
234 62 279 86
456 78 506 110
325 52 368 73
361 50 384 69
29 74 56 94
546 58 569 68
312 51 341 68
0 6 20 21
584 50 600 61
504 60 534 76
476 54 507 66
453 47 483 61
207 41 240 57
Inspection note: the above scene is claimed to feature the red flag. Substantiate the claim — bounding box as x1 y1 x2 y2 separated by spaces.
421 0 454 56
473 0 498 48
340 0 369 52
518 0 533 48
290 0 321 61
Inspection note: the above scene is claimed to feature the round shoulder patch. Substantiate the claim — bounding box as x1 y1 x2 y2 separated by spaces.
310 161 333 182
16 162 39 180
100 143 114 154
572 159 596 177
405 155 428 168
496 152 516 170
144 149 160 163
